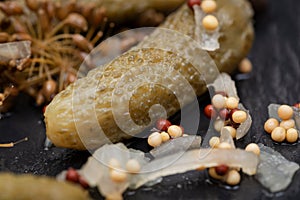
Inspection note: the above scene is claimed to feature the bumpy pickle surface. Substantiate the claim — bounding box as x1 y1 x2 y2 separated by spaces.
45 0 254 150
0 173 90 200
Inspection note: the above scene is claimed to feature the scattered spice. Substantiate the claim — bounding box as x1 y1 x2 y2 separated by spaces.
204 92 248 136
148 132 163 148
286 128 299 143
280 119 295 130
167 125 183 139
110 169 127 183
231 110 247 124
148 120 186 148
265 104 299 143
160 131 170 142
66 167 80 183
226 97 239 110
211 94 226 109
65 167 90 189
156 119 171 131
245 143 260 156
204 104 217 119
271 127 286 143
0 137 28 148
215 164 229 176
225 169 241 185
219 108 230 120
278 105 294 120
264 118 279 134
238 58 252 73
202 15 219 31
201 0 217 13
208 167 223 180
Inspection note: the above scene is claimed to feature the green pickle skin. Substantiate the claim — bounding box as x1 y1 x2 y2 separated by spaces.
45 0 254 150
0 173 90 200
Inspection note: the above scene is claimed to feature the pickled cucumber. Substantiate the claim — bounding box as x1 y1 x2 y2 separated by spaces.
0 173 90 200
45 0 254 150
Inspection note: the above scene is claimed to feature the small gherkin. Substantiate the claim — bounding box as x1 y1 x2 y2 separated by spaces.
0 173 90 200
45 0 254 150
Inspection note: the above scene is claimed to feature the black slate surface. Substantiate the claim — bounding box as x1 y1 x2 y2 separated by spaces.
0 0 300 199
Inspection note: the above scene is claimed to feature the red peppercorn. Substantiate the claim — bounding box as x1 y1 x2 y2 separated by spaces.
204 104 217 119
215 91 228 97
215 164 229 176
293 103 300 109
78 176 89 189
156 119 172 131
66 167 79 183
187 0 201 9
219 108 230 120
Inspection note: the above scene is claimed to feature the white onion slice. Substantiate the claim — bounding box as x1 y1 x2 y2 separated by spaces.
255 144 299 192
132 148 258 189
150 135 202 158
293 107 300 129
0 41 31 62
236 103 252 140
268 104 281 121
80 143 258 198
194 5 220 51
220 127 235 148
209 73 239 100
80 156 130 200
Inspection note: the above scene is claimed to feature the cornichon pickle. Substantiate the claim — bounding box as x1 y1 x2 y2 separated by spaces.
0 173 90 200
45 0 254 150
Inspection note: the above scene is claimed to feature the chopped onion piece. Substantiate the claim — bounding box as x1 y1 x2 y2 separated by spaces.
236 103 252 140
293 107 300 129
132 148 258 189
202 127 220 148
209 73 239 100
96 171 129 200
80 143 148 199
194 5 220 51
268 104 281 121
80 157 104 187
220 127 235 148
0 41 31 62
255 144 299 192
150 135 201 158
